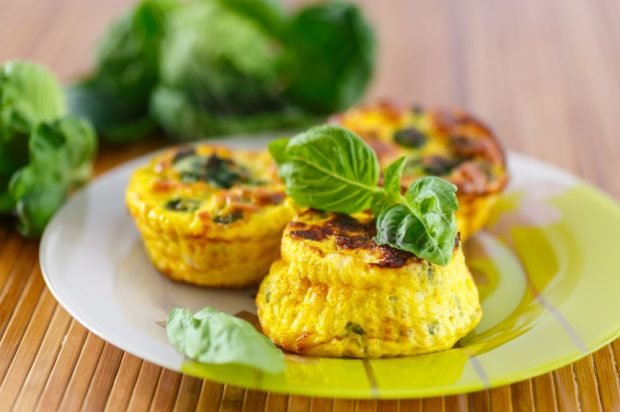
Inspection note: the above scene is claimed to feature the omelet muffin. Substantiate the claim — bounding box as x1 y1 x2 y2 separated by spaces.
331 101 508 239
256 210 482 358
126 145 296 287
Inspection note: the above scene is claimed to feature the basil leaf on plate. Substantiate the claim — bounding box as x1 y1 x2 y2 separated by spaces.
375 177 458 266
269 125 382 214
166 307 285 374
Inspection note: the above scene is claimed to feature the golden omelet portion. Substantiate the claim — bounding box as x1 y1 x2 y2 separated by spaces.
126 144 296 287
331 101 508 239
256 210 482 358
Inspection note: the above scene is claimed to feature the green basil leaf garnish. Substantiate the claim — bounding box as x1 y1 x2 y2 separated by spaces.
166 307 285 374
382 157 406 199
375 177 458 266
271 125 459 266
269 125 382 214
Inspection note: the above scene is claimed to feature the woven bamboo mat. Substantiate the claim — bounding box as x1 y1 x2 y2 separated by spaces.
0 0 619 410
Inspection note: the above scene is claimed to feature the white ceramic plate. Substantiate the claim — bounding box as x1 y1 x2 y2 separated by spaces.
40 136 620 399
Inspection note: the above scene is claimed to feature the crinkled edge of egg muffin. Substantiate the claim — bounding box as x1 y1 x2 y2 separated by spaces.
256 210 482 358
126 144 296 287
330 100 509 239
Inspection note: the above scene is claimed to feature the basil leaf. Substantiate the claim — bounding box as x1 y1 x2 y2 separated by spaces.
383 157 406 199
367 156 406 215
375 177 458 266
271 125 459 266
405 175 458 213
269 125 381 214
166 307 285 374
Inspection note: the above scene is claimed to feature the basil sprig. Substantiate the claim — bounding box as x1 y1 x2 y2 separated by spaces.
269 125 459 266
166 307 285 374
375 177 458 266
269 125 382 214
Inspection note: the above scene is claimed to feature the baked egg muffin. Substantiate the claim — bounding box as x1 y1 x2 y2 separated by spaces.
331 101 508 239
256 209 482 358
126 144 295 287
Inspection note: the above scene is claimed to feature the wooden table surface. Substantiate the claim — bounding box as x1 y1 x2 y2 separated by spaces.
1 0 620 410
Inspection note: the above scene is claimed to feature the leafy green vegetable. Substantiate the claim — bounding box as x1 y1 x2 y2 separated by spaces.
0 137 29 211
283 1 376 113
368 157 406 215
66 80 156 143
150 0 320 139
0 61 67 211
70 0 376 141
158 0 282 111
66 0 177 142
0 60 97 236
0 61 66 141
9 117 97 236
382 157 407 200
150 85 314 140
375 177 458 266
269 125 382 214
166 307 285 374
220 0 287 37
271 125 459 265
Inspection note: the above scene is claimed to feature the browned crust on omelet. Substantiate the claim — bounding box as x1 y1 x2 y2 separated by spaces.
329 100 509 197
429 108 507 195
288 210 459 269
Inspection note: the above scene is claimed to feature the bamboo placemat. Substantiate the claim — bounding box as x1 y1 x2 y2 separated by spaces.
1 0 619 410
